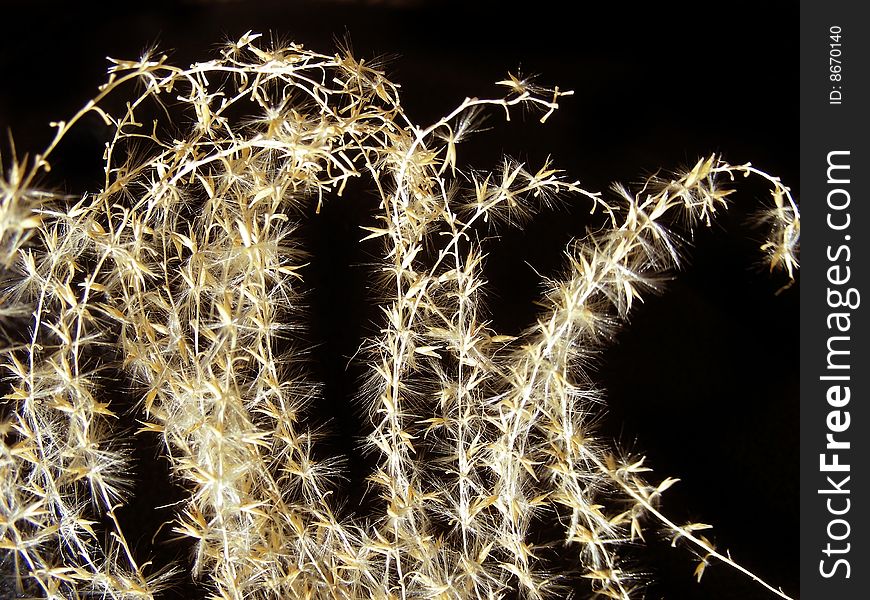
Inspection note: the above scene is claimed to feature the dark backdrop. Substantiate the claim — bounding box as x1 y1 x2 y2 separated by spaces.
0 2 798 599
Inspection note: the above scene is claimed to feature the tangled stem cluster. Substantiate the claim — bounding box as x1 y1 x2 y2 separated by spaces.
0 33 799 599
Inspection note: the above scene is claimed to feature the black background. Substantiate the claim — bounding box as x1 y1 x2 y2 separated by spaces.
0 1 798 598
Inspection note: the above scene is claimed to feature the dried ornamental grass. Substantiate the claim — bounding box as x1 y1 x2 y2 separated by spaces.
0 33 799 599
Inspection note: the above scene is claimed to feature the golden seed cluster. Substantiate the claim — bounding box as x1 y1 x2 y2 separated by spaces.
0 33 799 599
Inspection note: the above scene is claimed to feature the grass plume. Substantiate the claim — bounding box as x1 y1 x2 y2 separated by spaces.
0 33 798 599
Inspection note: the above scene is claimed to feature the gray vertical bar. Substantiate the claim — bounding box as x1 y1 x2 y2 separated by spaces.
801 1 868 598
